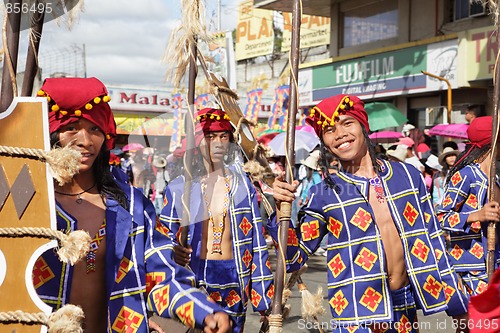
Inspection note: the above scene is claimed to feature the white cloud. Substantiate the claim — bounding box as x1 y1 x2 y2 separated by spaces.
1 0 239 87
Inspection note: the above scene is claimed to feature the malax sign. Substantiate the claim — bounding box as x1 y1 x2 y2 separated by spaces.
107 87 175 113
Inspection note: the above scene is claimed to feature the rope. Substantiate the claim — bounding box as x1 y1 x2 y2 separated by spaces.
0 144 81 186
0 304 84 333
214 85 239 100
0 227 90 265
233 117 257 144
268 314 283 333
0 145 46 160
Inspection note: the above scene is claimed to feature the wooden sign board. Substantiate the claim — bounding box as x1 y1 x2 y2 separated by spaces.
0 98 56 333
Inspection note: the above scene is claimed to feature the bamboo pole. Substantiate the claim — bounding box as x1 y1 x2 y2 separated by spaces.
269 0 301 331
1 0 22 112
487 21 500 281
180 37 198 247
22 1 45 97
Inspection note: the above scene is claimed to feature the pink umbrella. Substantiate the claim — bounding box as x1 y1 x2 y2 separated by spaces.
428 123 469 139
296 125 316 134
369 131 403 143
122 142 145 152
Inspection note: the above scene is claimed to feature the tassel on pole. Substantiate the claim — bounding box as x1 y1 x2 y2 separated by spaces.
297 277 326 333
0 144 81 186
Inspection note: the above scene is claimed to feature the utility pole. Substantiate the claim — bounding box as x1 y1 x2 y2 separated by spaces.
421 70 452 124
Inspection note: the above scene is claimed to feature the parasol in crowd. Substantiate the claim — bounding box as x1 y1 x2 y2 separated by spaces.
369 131 403 143
365 102 408 131
267 130 319 161
122 143 145 152
428 123 469 139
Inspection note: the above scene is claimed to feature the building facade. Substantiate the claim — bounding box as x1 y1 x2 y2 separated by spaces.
252 0 495 129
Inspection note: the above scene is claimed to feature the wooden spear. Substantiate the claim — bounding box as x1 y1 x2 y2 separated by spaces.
269 0 301 331
487 16 500 281
180 36 198 248
21 0 45 97
1 0 22 112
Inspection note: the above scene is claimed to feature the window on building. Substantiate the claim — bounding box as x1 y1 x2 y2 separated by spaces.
454 0 486 20
342 1 398 48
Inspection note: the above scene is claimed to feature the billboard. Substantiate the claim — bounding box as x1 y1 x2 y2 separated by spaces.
235 0 274 61
281 13 330 52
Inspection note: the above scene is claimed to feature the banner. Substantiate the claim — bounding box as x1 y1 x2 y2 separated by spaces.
268 85 289 130
235 0 274 61
281 13 330 52
195 93 210 110
245 88 262 123
298 108 308 126
169 93 183 152
201 32 230 84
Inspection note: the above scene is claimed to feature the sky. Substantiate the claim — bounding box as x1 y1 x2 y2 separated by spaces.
1 0 239 87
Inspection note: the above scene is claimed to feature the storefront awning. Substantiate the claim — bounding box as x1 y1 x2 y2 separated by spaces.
115 114 176 136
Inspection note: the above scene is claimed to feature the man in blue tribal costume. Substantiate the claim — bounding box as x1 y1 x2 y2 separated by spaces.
33 78 232 333
160 108 274 333
436 116 500 295
270 94 469 333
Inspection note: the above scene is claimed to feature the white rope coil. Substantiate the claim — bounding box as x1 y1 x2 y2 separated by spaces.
0 304 84 333
0 227 90 265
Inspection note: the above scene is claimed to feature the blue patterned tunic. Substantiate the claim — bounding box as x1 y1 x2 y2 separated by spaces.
34 183 223 332
159 163 274 330
268 159 468 327
436 163 500 294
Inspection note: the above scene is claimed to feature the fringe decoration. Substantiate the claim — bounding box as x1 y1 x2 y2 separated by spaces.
0 144 81 186
242 160 267 180
52 0 86 30
298 282 325 320
163 0 208 88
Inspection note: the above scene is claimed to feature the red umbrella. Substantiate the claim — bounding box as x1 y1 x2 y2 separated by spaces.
369 131 403 143
428 123 469 139
257 132 282 145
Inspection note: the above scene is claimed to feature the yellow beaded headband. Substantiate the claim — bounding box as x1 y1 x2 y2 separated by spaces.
309 95 354 129
37 89 112 117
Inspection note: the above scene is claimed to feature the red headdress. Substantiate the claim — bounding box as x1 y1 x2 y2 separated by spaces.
467 116 492 148
306 94 370 137
38 77 116 149
453 116 493 167
174 108 233 157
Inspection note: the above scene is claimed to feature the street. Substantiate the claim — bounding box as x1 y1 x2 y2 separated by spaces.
150 248 459 333
243 252 457 333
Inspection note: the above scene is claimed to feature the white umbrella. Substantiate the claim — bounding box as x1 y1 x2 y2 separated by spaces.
267 130 320 161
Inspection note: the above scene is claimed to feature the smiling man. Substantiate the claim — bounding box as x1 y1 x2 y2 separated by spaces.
270 94 469 333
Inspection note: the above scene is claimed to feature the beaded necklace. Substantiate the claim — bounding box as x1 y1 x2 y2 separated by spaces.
369 176 385 203
86 219 106 273
200 173 230 254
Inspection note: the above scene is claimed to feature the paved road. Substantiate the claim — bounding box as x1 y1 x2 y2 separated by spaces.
152 251 457 332
243 252 457 333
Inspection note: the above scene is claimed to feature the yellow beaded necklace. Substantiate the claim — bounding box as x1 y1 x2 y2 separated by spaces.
200 173 231 254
